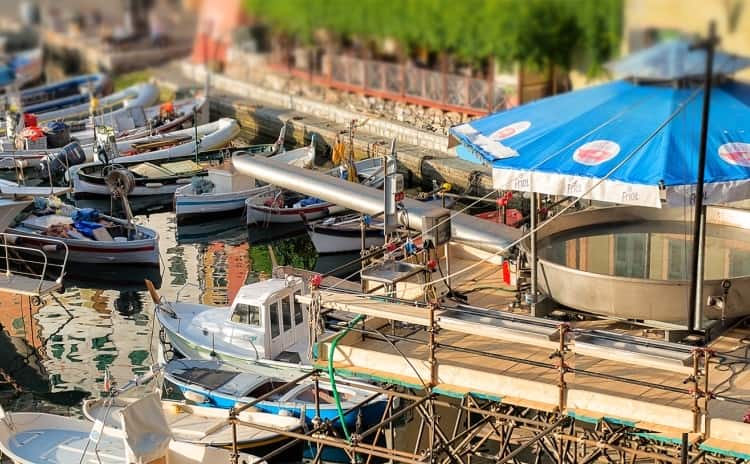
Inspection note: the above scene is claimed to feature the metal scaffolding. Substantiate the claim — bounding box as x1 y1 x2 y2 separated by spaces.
218 296 750 464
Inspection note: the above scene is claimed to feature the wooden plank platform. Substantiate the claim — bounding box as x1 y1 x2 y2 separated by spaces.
313 299 750 452
700 438 750 460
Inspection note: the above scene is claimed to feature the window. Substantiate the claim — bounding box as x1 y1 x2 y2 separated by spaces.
282 297 292 331
269 302 280 338
730 250 750 278
293 291 304 325
230 303 260 326
668 239 688 280
614 234 647 278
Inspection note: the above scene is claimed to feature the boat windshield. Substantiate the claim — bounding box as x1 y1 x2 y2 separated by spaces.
231 303 261 327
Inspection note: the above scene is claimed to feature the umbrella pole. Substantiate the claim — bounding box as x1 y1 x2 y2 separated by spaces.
530 192 538 306
687 21 717 335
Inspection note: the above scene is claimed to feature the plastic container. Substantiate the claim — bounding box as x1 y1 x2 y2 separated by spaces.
44 121 71 148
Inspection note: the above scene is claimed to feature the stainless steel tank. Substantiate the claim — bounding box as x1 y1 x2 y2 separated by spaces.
529 205 750 322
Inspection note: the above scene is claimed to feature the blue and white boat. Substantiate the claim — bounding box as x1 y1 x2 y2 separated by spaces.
163 358 386 429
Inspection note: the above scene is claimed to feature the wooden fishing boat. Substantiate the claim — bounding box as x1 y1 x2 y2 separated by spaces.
33 82 159 124
163 358 387 429
175 134 315 224
71 145 264 198
306 197 454 254
19 73 110 112
245 157 385 226
0 142 87 175
93 117 240 164
155 277 313 367
0 395 263 464
83 395 303 454
66 96 208 147
307 213 384 254
7 197 160 265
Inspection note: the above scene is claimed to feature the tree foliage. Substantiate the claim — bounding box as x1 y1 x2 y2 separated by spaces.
244 0 623 74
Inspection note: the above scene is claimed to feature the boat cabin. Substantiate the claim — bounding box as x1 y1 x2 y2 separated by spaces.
229 277 309 363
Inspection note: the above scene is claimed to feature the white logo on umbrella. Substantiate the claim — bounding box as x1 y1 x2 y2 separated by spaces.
573 140 621 166
718 142 750 167
490 121 531 141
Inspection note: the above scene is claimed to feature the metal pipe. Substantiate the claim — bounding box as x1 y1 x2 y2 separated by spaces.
530 193 538 303
236 418 423 463
555 434 682 463
496 416 567 464
232 154 522 254
681 432 688 464
688 21 717 334
358 395 430 442
258 390 384 463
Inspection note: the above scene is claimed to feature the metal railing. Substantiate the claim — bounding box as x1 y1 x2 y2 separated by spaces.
0 232 68 295
267 54 510 115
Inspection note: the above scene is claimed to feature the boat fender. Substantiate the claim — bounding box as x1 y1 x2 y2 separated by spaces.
145 182 163 188
277 409 293 417
183 390 208 404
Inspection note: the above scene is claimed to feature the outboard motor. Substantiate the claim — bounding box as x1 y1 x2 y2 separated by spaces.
40 141 87 180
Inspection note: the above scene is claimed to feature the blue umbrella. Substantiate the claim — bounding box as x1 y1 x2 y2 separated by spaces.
450 79 750 208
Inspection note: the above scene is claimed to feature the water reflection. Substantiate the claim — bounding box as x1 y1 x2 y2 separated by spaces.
0 201 340 403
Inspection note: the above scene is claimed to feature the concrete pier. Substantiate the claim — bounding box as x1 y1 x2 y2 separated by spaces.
170 62 495 195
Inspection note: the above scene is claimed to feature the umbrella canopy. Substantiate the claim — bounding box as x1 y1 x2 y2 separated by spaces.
450 79 750 208
607 38 750 81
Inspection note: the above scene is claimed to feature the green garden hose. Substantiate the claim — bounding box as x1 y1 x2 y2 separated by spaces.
327 314 364 442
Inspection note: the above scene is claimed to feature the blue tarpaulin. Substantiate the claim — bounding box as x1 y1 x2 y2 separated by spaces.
450 80 750 208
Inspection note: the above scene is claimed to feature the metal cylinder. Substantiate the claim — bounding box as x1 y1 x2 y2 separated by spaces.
232 154 522 254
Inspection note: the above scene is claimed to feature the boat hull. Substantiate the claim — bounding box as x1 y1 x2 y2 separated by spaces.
175 193 249 224
174 380 386 430
73 175 191 197
246 203 345 225
307 226 383 254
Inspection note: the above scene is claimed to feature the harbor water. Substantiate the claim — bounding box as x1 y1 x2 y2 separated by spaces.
0 196 361 413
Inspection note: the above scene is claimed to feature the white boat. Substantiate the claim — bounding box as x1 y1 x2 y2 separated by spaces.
94 117 240 164
67 96 209 147
71 145 259 198
7 197 160 265
175 135 316 224
34 82 160 124
156 276 314 367
307 213 384 254
245 157 385 226
83 395 303 453
0 394 263 464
